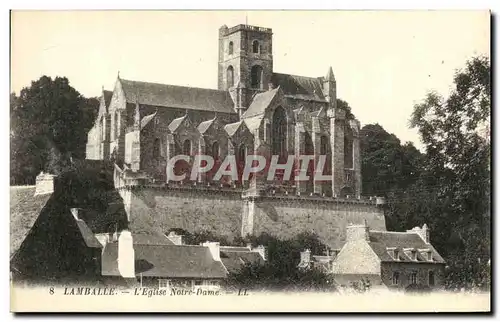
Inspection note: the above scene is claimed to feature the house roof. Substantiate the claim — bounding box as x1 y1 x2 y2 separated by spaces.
103 243 227 279
220 246 251 252
271 73 326 102
368 231 445 264
242 87 279 119
10 186 52 257
220 250 264 274
132 233 174 246
120 79 236 114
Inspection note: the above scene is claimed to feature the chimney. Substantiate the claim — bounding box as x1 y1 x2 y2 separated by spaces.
34 172 57 196
407 224 430 244
300 249 311 264
166 231 183 245
346 220 370 242
118 230 135 278
203 241 221 261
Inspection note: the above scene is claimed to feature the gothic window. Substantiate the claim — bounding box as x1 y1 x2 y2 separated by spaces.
428 271 435 286
153 138 161 159
320 135 331 173
228 41 234 55
392 272 400 285
212 141 220 161
272 106 287 160
237 144 246 164
344 134 353 169
252 40 260 53
115 111 120 139
227 66 234 88
100 117 105 141
251 65 263 89
183 139 191 156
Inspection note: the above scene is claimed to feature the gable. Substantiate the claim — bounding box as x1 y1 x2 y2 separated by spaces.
333 239 380 275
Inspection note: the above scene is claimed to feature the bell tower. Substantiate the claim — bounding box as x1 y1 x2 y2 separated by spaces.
218 24 273 107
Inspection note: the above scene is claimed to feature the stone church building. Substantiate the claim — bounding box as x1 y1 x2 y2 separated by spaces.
86 24 388 250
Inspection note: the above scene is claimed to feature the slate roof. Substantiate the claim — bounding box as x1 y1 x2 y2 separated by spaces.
120 79 236 114
102 243 227 279
220 250 264 274
242 87 279 119
10 186 52 257
368 231 445 264
132 233 174 246
271 73 326 102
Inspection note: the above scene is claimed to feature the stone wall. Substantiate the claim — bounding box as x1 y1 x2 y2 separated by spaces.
125 187 244 241
241 195 386 249
381 261 446 290
120 186 386 248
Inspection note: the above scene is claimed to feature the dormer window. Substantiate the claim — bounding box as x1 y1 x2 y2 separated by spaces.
228 41 234 55
252 40 260 53
387 247 399 261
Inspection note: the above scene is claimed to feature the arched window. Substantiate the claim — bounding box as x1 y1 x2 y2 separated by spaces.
344 134 353 169
227 66 234 88
251 65 263 89
212 141 220 161
153 138 161 159
272 106 287 160
320 135 331 173
183 139 191 156
428 271 435 286
115 111 120 139
237 144 246 164
228 41 234 55
252 40 259 53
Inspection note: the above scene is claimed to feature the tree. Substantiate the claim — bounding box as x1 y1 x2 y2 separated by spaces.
228 232 335 292
360 123 424 231
10 76 99 184
409 56 490 289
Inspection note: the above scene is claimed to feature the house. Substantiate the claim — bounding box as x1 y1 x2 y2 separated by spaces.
297 248 338 273
332 221 446 291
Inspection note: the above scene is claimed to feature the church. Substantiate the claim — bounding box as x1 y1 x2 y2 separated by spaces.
86 23 387 250
86 23 361 198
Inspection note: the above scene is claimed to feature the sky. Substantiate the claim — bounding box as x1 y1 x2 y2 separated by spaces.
10 10 490 149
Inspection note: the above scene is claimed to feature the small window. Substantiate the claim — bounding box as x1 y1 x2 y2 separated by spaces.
393 250 399 260
392 272 400 285
237 144 246 164
428 271 435 286
158 279 169 289
228 41 234 55
427 251 433 261
194 280 203 286
183 139 192 156
252 40 259 53
411 250 417 261
227 66 234 88
410 272 418 285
